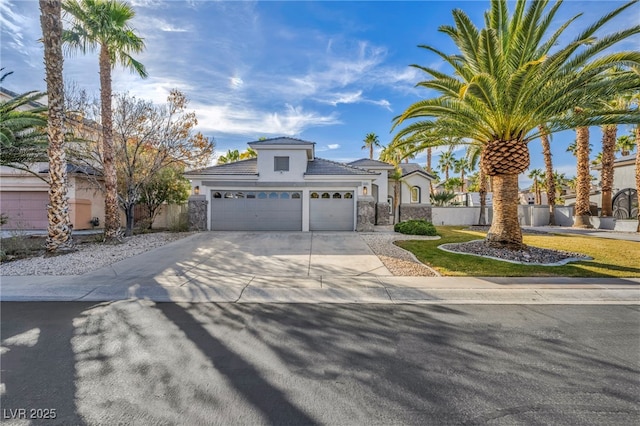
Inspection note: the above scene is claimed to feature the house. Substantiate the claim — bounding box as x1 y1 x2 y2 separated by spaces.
0 86 106 230
184 137 435 231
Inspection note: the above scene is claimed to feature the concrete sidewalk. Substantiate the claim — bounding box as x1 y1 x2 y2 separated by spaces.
2 274 638 304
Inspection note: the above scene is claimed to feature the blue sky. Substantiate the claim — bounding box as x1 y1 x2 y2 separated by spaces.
1 0 638 188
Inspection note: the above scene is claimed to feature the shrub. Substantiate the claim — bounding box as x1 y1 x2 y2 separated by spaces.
394 219 438 236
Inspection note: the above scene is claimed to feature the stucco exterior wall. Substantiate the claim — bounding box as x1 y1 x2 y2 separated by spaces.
257 149 308 181
613 163 635 192
399 174 431 205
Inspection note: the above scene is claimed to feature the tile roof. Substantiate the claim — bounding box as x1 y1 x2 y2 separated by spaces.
399 163 436 179
184 158 258 176
306 158 379 176
348 158 395 169
247 136 315 146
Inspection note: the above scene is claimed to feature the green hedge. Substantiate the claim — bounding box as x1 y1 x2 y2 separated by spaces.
394 219 438 236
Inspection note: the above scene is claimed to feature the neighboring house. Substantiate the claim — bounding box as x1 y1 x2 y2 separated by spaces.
184 137 435 231
0 86 105 230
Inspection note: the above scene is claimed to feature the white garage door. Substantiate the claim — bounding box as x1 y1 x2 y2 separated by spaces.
211 190 302 231
0 191 49 229
309 191 354 231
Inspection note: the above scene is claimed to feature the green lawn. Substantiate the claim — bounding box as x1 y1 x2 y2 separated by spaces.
395 226 640 278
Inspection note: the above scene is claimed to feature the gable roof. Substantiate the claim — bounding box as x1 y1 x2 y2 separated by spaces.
399 163 436 180
184 158 258 176
348 158 395 170
248 137 315 146
306 158 379 176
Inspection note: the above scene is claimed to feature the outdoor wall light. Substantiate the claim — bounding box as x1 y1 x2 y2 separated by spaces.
194 185 200 195
363 186 368 196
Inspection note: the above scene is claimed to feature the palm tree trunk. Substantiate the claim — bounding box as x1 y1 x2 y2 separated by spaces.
635 126 639 232
369 144 373 160
486 174 523 249
600 124 617 217
40 0 74 253
540 128 556 225
573 125 593 228
478 166 487 226
426 147 432 172
100 44 120 240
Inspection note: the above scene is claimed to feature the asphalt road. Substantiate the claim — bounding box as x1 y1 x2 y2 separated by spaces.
1 302 639 425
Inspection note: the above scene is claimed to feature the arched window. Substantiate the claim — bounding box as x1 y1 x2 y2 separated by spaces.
292 193 301 199
213 192 222 199
411 186 421 203
321 192 330 199
235 192 245 198
280 192 290 199
387 196 393 214
246 192 256 199
269 192 278 199
258 192 267 199
333 192 342 199
311 192 319 199
344 192 353 199
224 192 234 199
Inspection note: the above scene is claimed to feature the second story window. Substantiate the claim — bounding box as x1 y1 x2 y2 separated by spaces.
274 156 289 172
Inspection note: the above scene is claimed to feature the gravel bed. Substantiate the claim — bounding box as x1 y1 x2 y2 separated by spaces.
0 232 193 276
439 240 591 265
361 233 440 276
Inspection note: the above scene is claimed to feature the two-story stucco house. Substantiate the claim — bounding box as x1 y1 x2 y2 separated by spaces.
184 137 435 231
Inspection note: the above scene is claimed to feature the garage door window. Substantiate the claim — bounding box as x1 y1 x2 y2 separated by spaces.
292 193 301 199
258 192 267 199
213 192 222 198
333 193 342 199
344 193 353 199
311 192 319 199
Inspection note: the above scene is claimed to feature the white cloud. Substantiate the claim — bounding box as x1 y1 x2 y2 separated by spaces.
191 102 340 136
328 144 340 150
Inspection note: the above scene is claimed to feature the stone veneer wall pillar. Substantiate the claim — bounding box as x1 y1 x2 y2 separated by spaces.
399 204 433 222
188 195 208 231
356 197 376 231
375 202 391 225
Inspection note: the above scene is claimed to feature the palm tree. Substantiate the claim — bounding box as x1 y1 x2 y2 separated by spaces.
617 134 636 156
635 126 639 232
573 118 593 228
239 147 257 160
217 149 240 164
527 169 544 205
437 150 455 182
454 157 470 192
362 133 381 160
0 78 48 173
63 0 147 241
539 126 556 224
40 0 74 252
392 0 640 249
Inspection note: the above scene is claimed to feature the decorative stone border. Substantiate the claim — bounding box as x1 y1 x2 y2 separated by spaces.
438 240 593 266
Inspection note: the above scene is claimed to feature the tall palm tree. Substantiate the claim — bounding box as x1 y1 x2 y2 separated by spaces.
40 0 74 252
635 125 639 232
527 168 544 205
454 157 470 192
573 119 593 228
437 150 455 182
392 0 640 249
539 126 556 224
362 133 381 160
63 0 147 241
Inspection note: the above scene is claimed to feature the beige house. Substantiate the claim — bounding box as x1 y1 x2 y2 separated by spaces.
0 86 105 230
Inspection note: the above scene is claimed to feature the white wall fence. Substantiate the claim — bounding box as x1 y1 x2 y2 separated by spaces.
432 205 636 231
431 206 575 227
